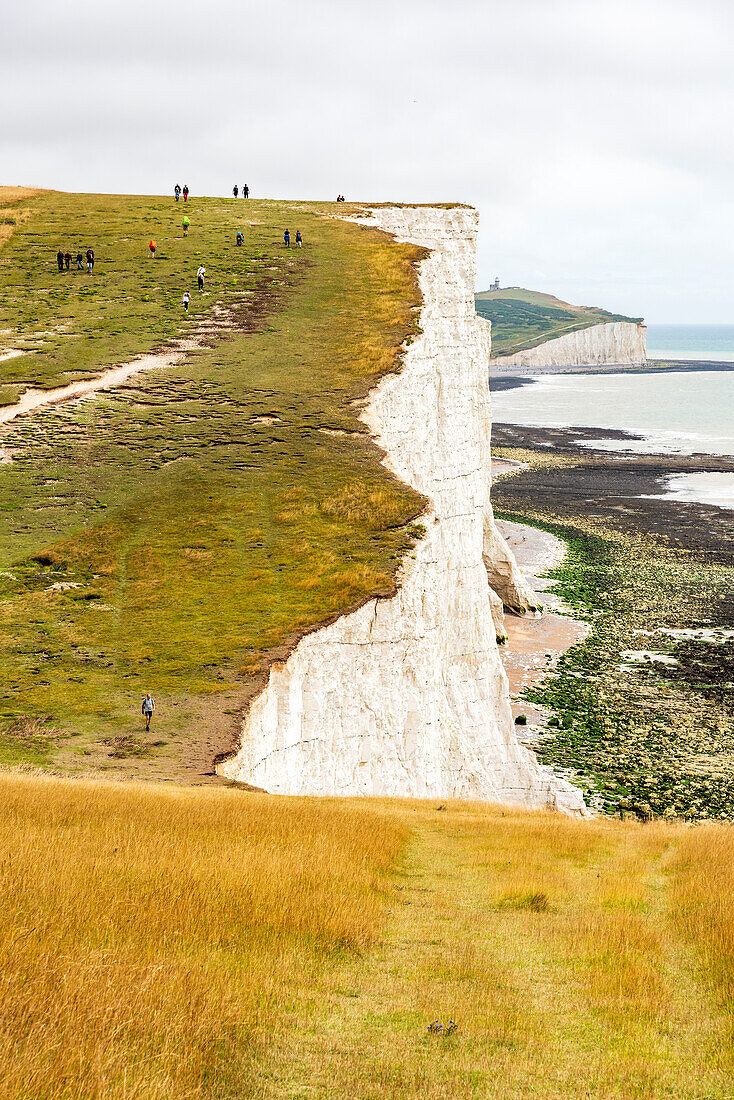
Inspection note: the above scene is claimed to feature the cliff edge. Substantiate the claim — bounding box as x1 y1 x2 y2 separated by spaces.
218 207 584 812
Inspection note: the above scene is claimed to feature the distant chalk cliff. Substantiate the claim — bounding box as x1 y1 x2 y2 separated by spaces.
491 320 647 369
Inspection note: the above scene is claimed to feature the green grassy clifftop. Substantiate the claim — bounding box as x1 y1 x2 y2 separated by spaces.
0 189 426 780
475 285 643 356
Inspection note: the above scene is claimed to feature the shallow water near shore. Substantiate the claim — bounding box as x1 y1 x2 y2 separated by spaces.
491 368 734 460
645 471 734 511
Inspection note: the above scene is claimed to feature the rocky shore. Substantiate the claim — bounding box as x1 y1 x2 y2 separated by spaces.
489 414 734 819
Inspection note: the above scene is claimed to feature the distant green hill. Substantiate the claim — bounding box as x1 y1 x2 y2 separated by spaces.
475 286 643 356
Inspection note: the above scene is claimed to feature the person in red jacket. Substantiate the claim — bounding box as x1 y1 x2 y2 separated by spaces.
149 240 157 258
182 185 189 202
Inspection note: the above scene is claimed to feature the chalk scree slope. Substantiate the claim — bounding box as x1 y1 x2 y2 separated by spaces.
219 207 586 813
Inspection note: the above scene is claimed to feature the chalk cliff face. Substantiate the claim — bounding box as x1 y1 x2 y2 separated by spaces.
218 207 585 814
491 320 646 369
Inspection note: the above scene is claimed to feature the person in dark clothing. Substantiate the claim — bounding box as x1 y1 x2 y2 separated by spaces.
76 251 83 269
233 184 238 198
236 231 243 246
283 229 290 248
86 248 94 274
295 229 302 248
56 249 64 272
175 184 181 202
243 184 249 198
64 251 71 270
183 185 189 202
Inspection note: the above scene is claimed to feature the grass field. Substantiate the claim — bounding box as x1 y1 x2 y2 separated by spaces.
0 188 426 780
475 286 642 356
1 772 732 1099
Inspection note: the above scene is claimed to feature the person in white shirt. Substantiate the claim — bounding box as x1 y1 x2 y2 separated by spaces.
141 693 155 731
197 265 205 291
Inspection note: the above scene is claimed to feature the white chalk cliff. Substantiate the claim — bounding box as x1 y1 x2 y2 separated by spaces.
491 320 646 369
219 207 585 813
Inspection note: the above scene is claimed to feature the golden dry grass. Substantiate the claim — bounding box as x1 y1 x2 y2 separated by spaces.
257 804 732 1099
0 773 406 1098
0 186 41 249
1 778 732 1098
672 824 734 1046
0 187 43 202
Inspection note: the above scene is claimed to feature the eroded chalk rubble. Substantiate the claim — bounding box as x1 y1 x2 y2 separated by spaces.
219 206 586 814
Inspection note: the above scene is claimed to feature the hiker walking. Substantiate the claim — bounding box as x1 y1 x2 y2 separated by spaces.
182 215 190 237
243 184 249 198
236 230 243 246
149 240 157 258
197 265 205 291
182 184 189 202
183 290 190 313
56 249 64 272
295 229 303 248
283 229 290 248
76 250 83 270
64 250 71 271
233 184 239 198
175 183 181 202
141 693 155 731
86 247 94 274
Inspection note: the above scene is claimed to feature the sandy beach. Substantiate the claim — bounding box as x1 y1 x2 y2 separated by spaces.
494 512 588 732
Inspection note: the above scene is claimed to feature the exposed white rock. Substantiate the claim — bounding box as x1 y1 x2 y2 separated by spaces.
218 206 586 814
491 320 646 369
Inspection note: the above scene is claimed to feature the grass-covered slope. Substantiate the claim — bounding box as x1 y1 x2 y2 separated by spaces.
475 286 643 356
0 188 426 779
1 774 732 1098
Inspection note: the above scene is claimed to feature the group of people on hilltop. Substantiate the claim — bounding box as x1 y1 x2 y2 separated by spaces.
336 194 346 202
56 247 94 273
52 187 307 322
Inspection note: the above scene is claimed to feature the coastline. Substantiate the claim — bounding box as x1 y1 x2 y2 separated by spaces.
494 515 589 740
489 415 734 820
491 358 734 381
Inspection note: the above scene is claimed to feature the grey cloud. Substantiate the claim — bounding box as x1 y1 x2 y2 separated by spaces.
2 0 733 320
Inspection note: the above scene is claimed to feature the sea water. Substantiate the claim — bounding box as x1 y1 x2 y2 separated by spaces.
647 324 734 362
490 368 734 510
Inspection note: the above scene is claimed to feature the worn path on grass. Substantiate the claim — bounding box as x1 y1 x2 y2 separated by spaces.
255 806 730 1099
0 312 229 427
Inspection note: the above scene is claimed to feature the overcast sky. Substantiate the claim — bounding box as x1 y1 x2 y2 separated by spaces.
5 0 733 322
